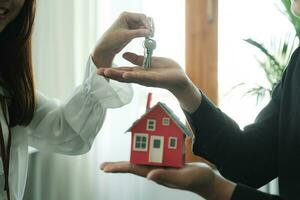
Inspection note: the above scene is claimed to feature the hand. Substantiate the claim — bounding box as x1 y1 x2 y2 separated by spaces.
92 12 153 68
97 52 202 113
100 161 236 200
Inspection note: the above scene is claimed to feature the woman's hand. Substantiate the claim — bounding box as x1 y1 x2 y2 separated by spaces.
92 12 153 68
97 52 202 113
100 161 236 200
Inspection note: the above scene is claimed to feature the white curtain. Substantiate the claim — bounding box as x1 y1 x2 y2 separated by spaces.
24 0 201 200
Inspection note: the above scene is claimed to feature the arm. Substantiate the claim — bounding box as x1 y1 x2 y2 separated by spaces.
26 12 153 155
97 53 280 186
100 161 283 200
168 64 281 187
96 52 289 199
27 57 133 155
184 84 280 187
100 81 284 200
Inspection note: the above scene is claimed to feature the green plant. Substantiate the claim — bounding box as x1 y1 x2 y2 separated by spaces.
280 0 300 38
242 35 297 102
236 0 300 104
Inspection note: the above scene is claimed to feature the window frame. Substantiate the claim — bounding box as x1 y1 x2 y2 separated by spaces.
162 117 170 126
168 137 178 149
146 119 156 131
133 133 148 152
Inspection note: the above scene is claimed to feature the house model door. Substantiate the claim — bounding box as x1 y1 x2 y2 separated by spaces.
149 136 164 163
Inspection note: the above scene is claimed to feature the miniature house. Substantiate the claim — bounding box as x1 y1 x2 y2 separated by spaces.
126 94 192 168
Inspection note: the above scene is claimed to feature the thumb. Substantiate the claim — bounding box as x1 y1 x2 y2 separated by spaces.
123 52 145 66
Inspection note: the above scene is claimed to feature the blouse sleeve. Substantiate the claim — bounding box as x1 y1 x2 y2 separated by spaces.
26 57 133 155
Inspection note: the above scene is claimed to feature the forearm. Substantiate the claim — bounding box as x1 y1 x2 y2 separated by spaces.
173 82 237 200
181 83 279 187
212 177 236 200
202 175 236 200
172 78 202 114
91 50 115 68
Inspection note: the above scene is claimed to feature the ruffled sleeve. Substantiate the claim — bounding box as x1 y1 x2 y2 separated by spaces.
27 57 133 155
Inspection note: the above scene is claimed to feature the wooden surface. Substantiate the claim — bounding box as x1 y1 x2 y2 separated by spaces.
185 0 218 162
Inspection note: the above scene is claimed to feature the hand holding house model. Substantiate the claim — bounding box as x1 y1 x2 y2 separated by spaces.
126 93 192 168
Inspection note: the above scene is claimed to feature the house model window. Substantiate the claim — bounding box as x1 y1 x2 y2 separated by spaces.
153 139 161 148
162 117 170 126
133 134 148 151
147 119 156 131
168 137 178 149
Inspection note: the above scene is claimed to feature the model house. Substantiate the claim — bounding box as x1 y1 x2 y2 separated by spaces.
126 96 192 168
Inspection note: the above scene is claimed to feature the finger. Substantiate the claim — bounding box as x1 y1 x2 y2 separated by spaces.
115 67 135 71
122 71 160 87
97 67 144 84
140 14 152 31
123 52 144 66
99 65 159 87
97 67 134 75
100 161 131 172
100 162 112 170
125 12 151 30
127 29 151 40
100 161 154 177
103 68 126 80
96 68 130 83
97 68 105 76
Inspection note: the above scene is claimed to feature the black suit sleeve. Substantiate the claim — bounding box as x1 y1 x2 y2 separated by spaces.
183 71 287 197
184 84 284 198
183 44 300 200
185 83 282 187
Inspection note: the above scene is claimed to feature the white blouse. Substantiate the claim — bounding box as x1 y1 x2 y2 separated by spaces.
0 57 133 200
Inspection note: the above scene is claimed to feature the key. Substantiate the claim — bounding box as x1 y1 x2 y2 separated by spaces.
143 38 156 70
143 18 156 70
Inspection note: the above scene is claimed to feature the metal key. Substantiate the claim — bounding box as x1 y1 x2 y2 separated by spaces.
143 38 156 70
143 18 156 70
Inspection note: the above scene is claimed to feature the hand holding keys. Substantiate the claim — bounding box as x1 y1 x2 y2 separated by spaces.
143 18 156 70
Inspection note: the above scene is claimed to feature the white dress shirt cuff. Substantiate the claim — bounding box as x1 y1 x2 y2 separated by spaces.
83 57 133 108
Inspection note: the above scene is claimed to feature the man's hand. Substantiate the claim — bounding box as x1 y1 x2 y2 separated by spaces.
97 52 202 113
100 161 236 200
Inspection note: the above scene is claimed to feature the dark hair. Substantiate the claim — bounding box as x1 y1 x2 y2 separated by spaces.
0 0 36 127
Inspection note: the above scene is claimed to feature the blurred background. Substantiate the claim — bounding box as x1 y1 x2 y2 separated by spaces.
23 0 297 199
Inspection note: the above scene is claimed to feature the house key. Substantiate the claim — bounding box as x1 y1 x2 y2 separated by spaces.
143 38 156 70
143 18 156 70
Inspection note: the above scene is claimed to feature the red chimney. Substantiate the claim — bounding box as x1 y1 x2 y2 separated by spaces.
146 92 152 112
